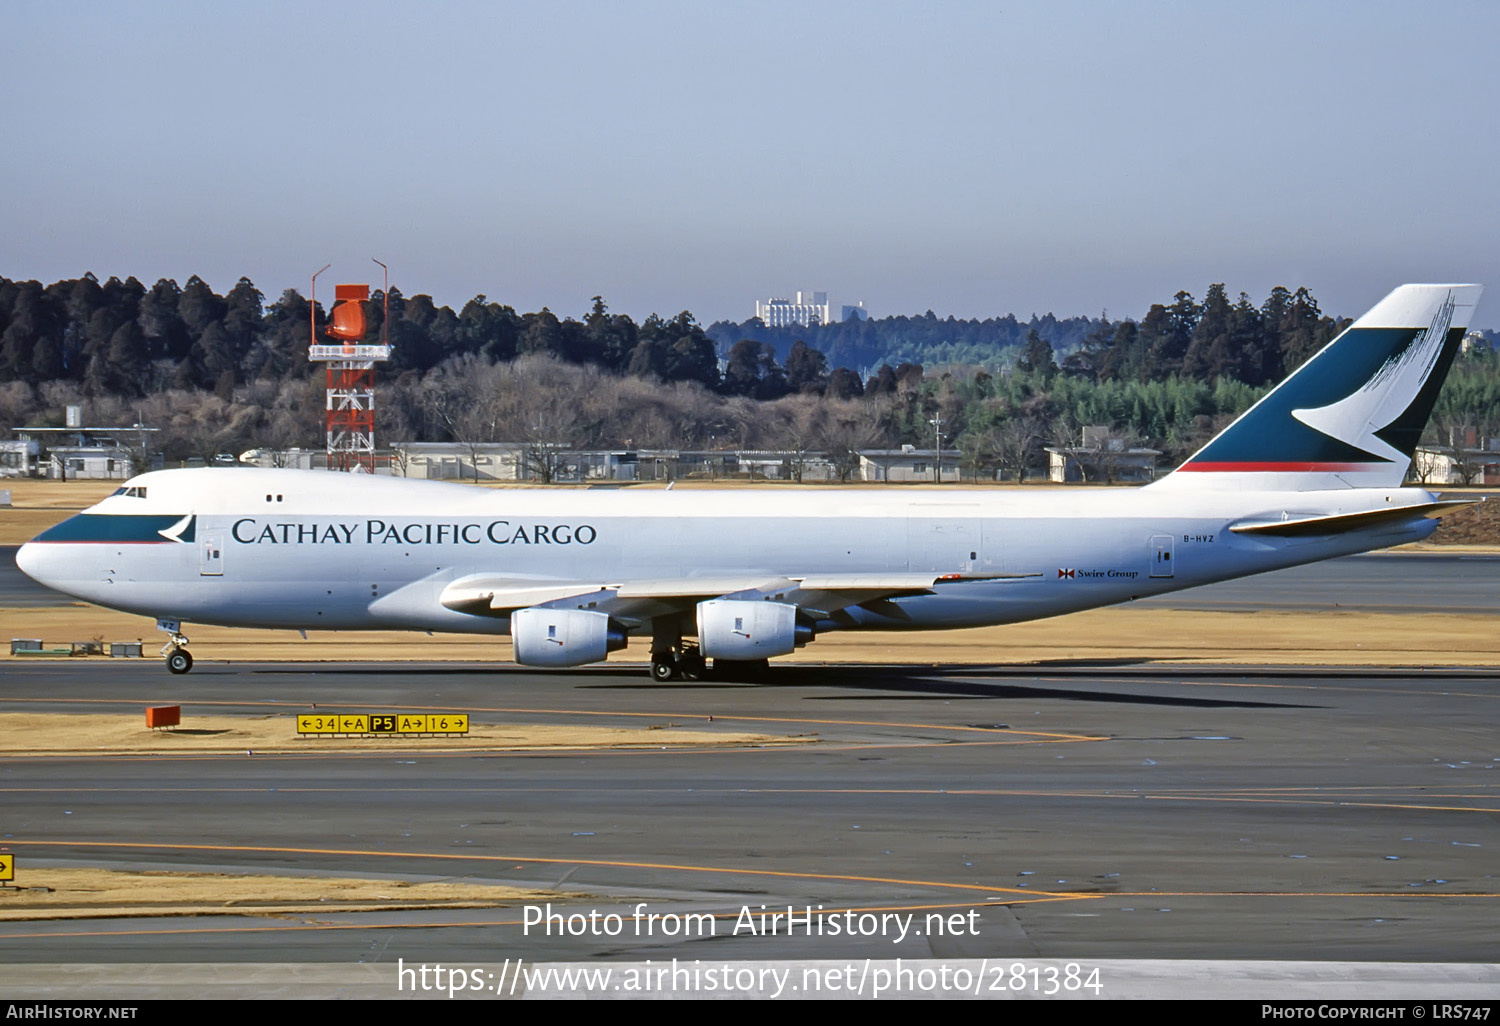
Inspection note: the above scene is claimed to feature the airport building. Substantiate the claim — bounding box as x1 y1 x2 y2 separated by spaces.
9 406 161 480
858 446 961 483
212 437 1161 485
1045 426 1161 484
754 291 833 328
0 439 40 478
1413 441 1500 485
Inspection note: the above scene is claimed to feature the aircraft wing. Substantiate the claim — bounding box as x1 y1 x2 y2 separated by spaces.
439 570 1041 626
440 575 788 621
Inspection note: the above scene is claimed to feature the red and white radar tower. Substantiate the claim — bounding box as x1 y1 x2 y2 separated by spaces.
309 261 392 472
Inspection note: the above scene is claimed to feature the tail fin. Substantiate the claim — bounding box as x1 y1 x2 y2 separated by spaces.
1153 283 1483 491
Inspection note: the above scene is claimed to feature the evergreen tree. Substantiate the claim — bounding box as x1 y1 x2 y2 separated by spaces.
104 321 148 394
177 275 225 338
626 337 668 379
827 366 864 400
222 277 264 358
1257 286 1291 385
1279 287 1324 371
27 333 59 381
722 339 785 399
519 308 566 359
138 278 188 361
659 312 718 388
1146 290 1199 377
1182 284 1230 380
192 321 238 386
260 289 314 380
784 340 830 394
866 364 899 396
1016 327 1057 380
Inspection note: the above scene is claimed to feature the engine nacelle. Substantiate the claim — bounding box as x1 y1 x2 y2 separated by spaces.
511 607 627 667
696 599 810 660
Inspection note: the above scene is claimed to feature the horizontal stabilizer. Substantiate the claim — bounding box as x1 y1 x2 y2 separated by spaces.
1229 499 1477 537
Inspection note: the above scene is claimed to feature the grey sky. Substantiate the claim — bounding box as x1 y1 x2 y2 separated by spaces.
4 1 1497 327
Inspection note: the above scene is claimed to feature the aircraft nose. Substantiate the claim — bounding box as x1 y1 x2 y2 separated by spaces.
14 541 46 585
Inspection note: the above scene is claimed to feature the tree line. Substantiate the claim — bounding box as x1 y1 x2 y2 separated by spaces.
1 272 1495 480
0 274 1381 398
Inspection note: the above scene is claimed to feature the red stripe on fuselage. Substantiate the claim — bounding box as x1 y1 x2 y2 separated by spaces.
1179 461 1386 472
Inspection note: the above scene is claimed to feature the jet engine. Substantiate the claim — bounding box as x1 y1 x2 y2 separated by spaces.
511 607 627 667
696 599 812 660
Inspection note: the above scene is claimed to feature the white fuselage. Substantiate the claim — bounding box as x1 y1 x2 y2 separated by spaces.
17 468 1438 641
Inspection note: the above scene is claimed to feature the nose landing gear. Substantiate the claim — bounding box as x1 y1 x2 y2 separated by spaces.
156 618 193 674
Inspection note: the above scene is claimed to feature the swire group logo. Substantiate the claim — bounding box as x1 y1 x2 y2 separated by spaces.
1057 568 1075 579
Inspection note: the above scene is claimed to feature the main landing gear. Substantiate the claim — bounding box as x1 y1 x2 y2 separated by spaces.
651 642 706 682
157 619 193 674
648 643 771 682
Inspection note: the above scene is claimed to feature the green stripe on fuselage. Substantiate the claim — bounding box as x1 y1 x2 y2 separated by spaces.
32 513 194 544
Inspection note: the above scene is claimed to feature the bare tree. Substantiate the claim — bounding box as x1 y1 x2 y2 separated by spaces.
1093 427 1145 484
991 416 1044 483
778 398 822 483
955 429 994 483
389 444 412 478
1047 412 1084 483
1429 409 1500 487
814 400 889 483
421 356 505 480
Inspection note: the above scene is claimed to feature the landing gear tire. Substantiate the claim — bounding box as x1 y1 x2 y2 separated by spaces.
156 621 192 675
650 642 706 682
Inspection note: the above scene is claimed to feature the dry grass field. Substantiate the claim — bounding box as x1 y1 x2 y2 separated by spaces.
0 711 806 758
0 866 570 921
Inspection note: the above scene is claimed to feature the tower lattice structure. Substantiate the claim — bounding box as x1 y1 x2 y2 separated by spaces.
308 272 391 472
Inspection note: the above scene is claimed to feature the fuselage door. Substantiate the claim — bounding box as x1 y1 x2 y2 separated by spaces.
908 505 980 574
200 532 224 577
1150 534 1174 578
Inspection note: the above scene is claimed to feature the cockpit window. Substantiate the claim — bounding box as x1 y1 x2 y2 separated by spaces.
115 486 147 499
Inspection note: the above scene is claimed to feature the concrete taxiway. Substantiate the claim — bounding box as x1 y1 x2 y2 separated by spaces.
1 659 1497 977
2 548 1498 997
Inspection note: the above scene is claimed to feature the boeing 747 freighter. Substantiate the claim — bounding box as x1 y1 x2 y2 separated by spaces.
16 284 1483 679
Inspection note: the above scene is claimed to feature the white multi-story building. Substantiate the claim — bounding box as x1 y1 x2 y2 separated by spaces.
754 291 832 328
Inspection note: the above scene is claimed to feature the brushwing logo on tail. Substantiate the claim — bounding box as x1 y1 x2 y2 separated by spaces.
1173 284 1477 481
1290 292 1456 465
